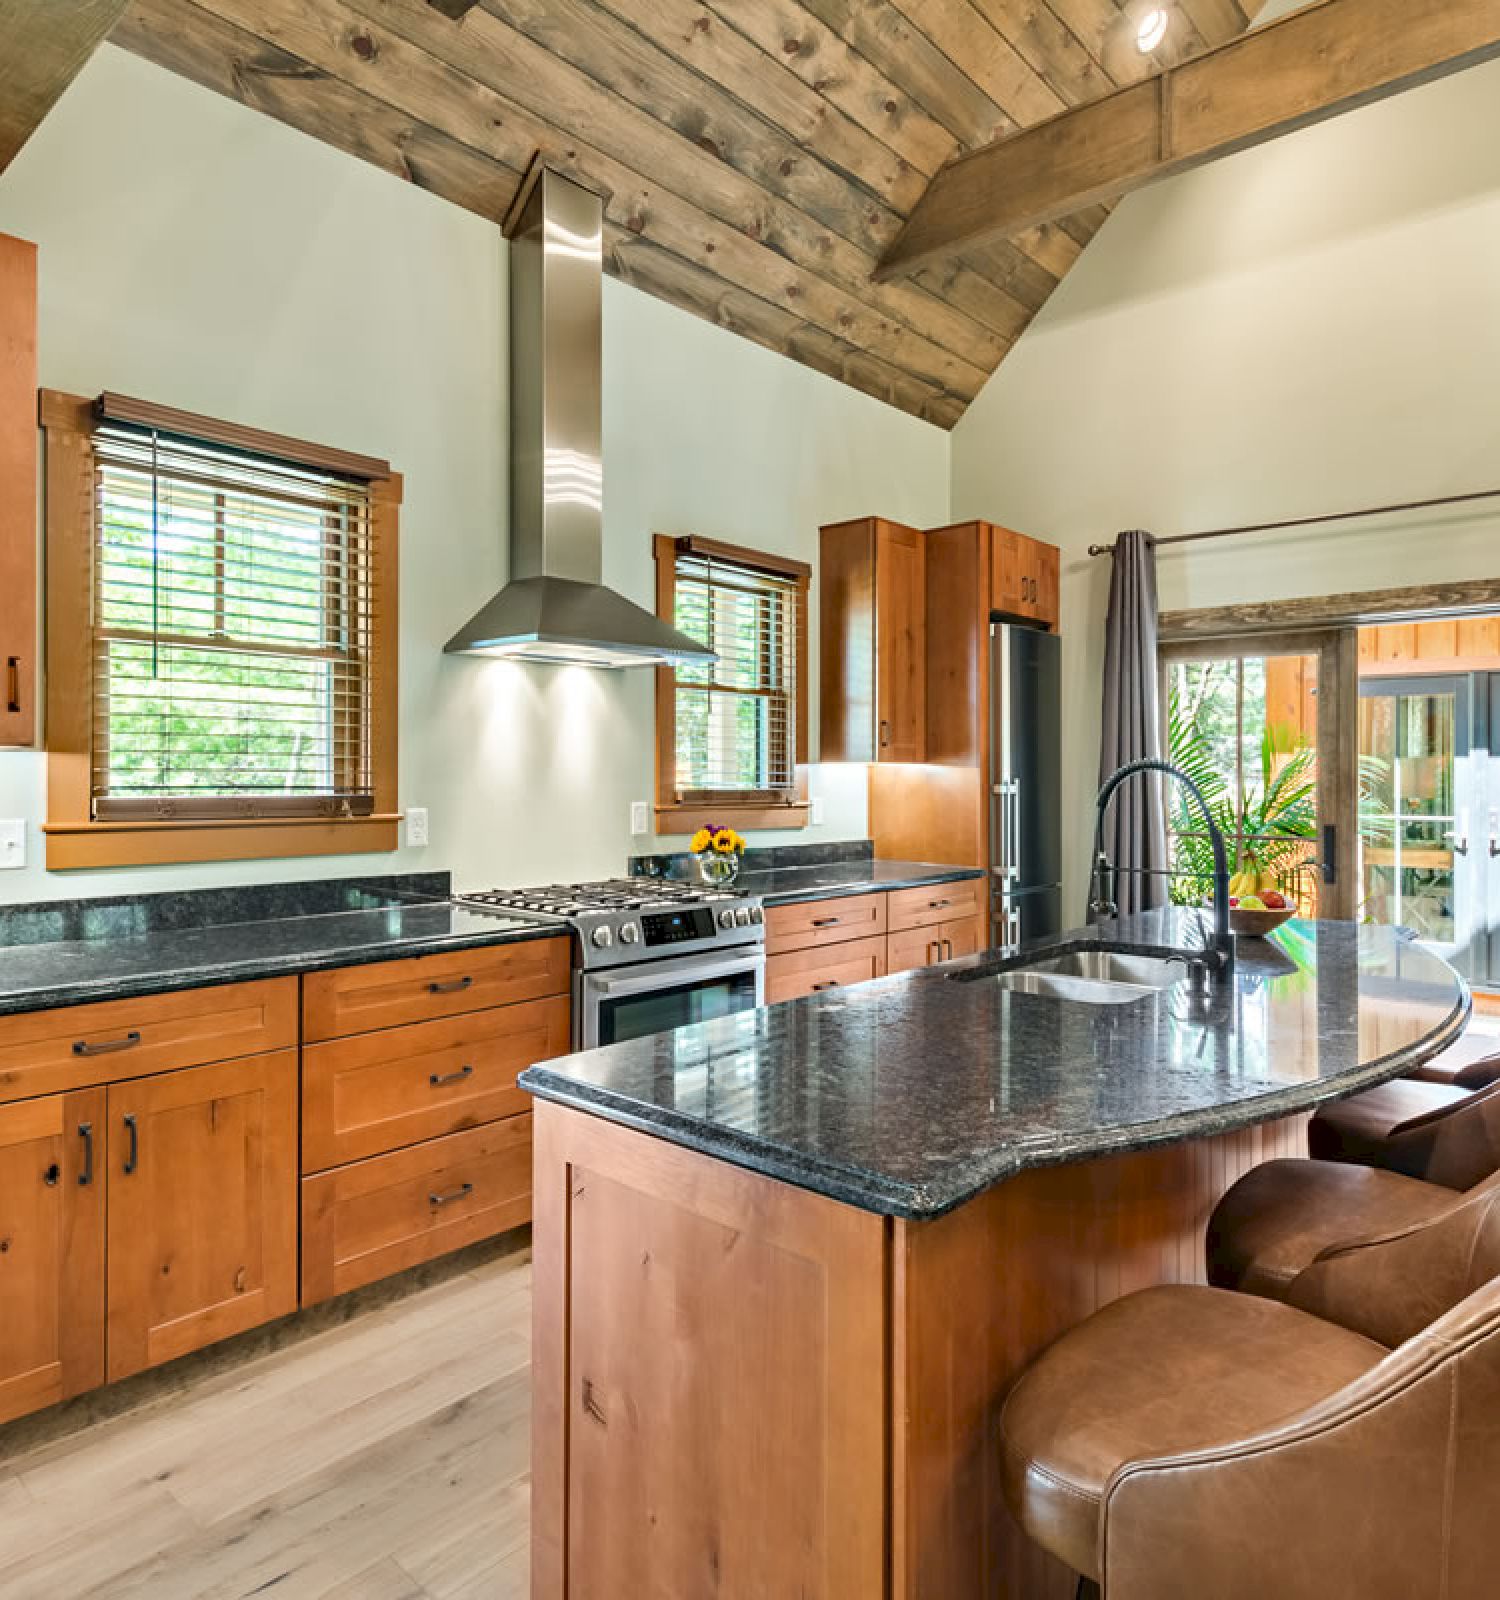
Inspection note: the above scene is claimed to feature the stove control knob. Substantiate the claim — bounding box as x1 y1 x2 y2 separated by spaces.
620 923 640 944
718 909 736 929
591 926 613 948
749 906 763 924
734 907 752 927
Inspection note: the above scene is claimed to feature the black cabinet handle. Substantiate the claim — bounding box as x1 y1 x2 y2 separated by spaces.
429 1064 475 1088
942 939 954 960
811 980 840 991
78 1122 94 1187
122 1114 139 1176
928 898 952 910
427 976 474 995
811 916 842 928
5 656 19 715
429 1181 474 1208
73 1030 141 1057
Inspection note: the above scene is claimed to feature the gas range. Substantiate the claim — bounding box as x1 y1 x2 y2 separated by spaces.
457 877 765 972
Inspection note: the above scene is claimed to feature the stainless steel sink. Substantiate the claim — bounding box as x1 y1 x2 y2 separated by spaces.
974 948 1187 1006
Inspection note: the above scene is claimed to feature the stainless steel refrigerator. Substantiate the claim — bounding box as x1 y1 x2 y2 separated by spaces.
990 622 1063 954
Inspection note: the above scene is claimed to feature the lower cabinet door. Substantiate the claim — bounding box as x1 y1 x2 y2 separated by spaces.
940 913 987 963
766 935 888 1003
888 914 988 976
0 1090 105 1423
300 1115 533 1306
105 1051 299 1381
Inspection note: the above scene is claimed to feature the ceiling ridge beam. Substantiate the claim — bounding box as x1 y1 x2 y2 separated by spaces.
0 0 133 174
876 0 1500 282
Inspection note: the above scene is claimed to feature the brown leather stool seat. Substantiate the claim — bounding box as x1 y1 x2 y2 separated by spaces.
1000 1179 1500 1597
1309 1075 1500 1189
1410 1048 1500 1090
1207 1157 1454 1298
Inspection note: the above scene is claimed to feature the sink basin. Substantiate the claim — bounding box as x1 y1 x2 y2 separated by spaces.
1024 951 1184 989
962 946 1190 1006
991 969 1166 1006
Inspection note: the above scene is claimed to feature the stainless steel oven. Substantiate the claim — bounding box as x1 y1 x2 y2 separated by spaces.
577 945 766 1049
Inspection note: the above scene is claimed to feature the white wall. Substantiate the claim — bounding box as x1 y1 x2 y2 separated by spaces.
951 56 1500 903
0 46 949 903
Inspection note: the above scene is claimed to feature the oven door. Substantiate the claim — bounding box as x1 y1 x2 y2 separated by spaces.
577 948 767 1049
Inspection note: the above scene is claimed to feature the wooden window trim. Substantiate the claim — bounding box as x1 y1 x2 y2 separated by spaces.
40 390 401 870
653 534 810 834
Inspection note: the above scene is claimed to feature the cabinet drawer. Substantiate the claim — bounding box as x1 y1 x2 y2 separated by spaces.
767 936 888 1004
765 894 888 955
302 936 570 1042
888 914 988 976
301 1116 532 1304
887 878 984 934
0 978 297 1105
303 996 569 1172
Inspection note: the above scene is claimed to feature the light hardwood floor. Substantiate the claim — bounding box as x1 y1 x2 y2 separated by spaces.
0 1246 533 1599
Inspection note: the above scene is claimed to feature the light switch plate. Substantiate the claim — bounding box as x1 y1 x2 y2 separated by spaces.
0 819 25 869
406 807 429 848
630 801 650 836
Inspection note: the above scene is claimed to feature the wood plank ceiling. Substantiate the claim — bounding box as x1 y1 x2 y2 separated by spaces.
108 0 1252 427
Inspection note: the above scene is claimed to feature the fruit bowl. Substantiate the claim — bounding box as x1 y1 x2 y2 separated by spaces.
1229 903 1297 938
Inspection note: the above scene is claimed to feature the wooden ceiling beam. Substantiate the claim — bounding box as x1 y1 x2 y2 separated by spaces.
0 0 132 173
426 0 479 16
876 0 1500 282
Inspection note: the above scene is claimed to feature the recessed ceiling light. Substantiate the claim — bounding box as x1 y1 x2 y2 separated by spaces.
1136 6 1169 51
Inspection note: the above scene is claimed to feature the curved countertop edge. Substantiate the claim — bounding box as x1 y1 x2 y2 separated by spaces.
735 861 986 907
520 975 1474 1221
0 915 567 1018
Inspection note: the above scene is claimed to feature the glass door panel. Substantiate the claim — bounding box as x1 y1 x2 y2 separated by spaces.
1358 676 1472 970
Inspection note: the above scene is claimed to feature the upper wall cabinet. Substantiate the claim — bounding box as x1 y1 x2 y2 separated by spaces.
992 526 1059 630
0 233 37 748
820 517 926 763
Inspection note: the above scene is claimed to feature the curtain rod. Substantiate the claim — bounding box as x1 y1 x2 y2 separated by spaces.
1086 485 1500 558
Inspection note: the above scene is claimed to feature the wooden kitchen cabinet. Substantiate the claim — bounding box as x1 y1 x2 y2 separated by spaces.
992 526 1059 629
0 1089 106 1424
0 233 37 748
766 935 888 1003
888 915 986 974
766 891 888 955
106 1051 298 1381
820 517 926 763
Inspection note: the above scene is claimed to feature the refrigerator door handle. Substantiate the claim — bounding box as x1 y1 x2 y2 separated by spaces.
1008 778 1022 884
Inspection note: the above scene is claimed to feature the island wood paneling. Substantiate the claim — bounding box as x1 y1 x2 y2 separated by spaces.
107 0 1252 424
890 1114 1311 1600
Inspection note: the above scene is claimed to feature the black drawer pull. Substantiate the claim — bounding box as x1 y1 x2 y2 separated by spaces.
811 916 842 928
122 1114 139 1176
78 1122 94 1187
5 656 19 715
429 1181 474 1209
429 1064 475 1088
811 980 841 991
427 976 474 995
928 898 952 910
73 1030 141 1057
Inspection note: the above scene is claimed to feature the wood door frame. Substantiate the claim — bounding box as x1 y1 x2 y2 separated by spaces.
1159 627 1359 918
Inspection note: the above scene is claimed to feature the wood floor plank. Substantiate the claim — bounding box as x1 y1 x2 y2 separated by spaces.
1 1249 533 1600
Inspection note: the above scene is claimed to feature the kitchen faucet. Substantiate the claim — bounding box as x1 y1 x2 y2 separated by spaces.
1090 759 1234 980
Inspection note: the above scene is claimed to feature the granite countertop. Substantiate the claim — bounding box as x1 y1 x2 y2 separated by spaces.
736 859 985 906
0 876 564 1016
520 909 1472 1220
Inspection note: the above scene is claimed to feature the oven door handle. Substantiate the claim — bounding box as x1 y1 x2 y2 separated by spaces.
585 950 767 1000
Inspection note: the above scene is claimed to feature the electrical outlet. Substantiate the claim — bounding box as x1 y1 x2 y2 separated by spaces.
406 807 430 848
0 819 24 869
630 800 650 836
810 796 826 826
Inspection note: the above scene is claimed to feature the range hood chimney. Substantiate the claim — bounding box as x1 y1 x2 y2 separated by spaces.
444 164 714 670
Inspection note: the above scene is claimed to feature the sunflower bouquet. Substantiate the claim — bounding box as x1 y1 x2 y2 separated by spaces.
690 823 747 886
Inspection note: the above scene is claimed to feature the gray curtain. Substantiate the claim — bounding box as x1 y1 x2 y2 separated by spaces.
1098 530 1168 916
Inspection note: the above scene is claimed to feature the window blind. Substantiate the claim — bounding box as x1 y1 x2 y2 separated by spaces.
90 422 377 821
672 548 800 801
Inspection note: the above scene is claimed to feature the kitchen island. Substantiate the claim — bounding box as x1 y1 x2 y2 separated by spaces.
521 911 1470 1599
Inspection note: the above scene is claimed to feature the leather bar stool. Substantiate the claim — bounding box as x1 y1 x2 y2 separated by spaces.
1000 1179 1500 1599
1308 1074 1500 1190
1409 1047 1500 1090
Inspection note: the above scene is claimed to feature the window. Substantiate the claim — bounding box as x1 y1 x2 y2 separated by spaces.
43 392 401 869
653 535 810 832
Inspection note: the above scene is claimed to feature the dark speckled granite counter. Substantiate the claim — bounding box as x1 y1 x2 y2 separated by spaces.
0 874 564 1016
737 858 984 906
521 909 1471 1219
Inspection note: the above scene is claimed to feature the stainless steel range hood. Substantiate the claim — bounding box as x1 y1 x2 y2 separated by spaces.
444 165 714 670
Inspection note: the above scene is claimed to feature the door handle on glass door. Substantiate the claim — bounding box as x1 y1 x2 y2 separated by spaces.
1445 830 1470 856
